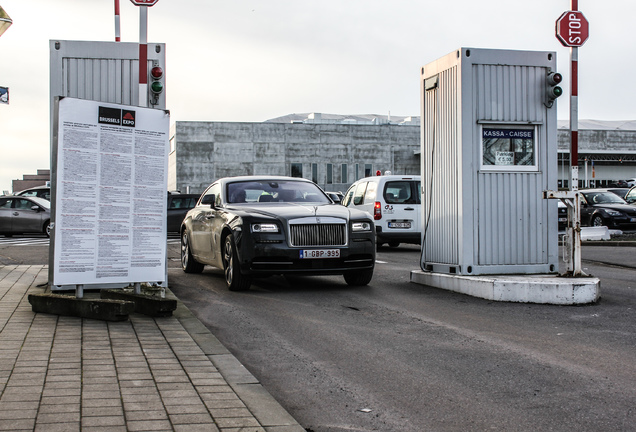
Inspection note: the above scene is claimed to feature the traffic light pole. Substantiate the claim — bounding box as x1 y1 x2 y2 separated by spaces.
138 6 148 108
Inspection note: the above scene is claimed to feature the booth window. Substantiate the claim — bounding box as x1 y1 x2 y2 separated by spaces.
481 126 537 170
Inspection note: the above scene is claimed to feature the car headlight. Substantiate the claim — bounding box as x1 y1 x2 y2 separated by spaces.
604 210 622 217
251 223 279 233
351 221 372 232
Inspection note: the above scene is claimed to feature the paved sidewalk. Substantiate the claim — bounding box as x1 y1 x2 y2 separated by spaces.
0 265 304 432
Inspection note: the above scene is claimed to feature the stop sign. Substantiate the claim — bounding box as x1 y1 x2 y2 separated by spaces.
556 11 589 47
130 0 159 5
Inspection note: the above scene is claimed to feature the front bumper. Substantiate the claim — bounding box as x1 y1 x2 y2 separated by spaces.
237 235 375 276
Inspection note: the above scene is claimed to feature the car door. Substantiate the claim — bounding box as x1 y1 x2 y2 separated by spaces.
0 198 14 233
191 184 221 263
11 199 44 234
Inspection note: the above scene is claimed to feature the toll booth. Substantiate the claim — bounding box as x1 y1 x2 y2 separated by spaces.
420 48 559 276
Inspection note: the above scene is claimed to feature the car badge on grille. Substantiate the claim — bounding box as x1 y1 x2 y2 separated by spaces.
316 217 321 224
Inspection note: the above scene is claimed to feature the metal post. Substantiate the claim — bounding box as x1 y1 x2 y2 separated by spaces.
76 284 84 299
138 6 148 107
568 0 583 276
114 0 121 42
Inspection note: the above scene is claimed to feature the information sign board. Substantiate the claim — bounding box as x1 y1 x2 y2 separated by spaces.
52 97 169 286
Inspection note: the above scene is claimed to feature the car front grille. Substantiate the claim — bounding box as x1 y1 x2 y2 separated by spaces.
290 224 346 247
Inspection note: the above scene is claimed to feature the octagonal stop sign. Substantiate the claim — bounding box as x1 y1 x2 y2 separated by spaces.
556 11 589 47
130 0 159 5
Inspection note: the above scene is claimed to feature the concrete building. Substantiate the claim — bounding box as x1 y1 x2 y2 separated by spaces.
10 169 50 194
169 114 636 195
169 114 420 194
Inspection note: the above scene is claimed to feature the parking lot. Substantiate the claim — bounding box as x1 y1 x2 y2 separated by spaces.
1 235 635 431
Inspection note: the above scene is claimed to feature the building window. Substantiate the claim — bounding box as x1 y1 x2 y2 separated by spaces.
365 164 372 177
355 163 359 180
312 163 318 183
327 164 333 184
291 163 303 178
341 164 348 184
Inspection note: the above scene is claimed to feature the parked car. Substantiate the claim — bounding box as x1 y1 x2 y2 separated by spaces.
325 191 344 204
625 186 636 205
167 192 200 233
180 176 376 291
627 178 636 187
606 188 631 200
0 196 51 237
558 200 568 230
15 185 50 201
579 189 636 229
342 175 421 249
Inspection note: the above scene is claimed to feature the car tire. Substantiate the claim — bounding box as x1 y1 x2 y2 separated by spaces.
223 235 252 291
591 215 605 227
181 230 204 273
343 269 374 286
44 221 51 238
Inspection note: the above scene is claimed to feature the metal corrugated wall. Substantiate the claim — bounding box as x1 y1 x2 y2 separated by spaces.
473 64 549 266
62 58 137 106
422 66 460 265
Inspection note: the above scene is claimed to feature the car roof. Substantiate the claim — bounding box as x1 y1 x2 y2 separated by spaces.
218 175 315 184
5 195 50 209
355 175 421 182
15 185 50 194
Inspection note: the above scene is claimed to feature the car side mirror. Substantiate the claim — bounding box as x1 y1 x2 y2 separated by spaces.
200 194 216 208
31 205 41 212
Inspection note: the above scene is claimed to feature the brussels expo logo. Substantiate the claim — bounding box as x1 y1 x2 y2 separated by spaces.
98 106 136 128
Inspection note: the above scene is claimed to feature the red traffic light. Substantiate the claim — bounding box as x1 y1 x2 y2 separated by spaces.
547 72 562 86
150 66 163 79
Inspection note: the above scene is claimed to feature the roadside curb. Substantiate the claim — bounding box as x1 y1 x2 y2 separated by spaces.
169 290 305 432
581 241 636 247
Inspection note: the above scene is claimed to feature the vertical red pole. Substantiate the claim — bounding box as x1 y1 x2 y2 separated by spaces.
570 0 583 276
114 0 121 42
139 6 148 107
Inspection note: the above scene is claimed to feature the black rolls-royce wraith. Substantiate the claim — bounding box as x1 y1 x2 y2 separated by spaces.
180 176 376 291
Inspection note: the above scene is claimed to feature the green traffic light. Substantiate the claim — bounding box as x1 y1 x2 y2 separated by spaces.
150 81 163 94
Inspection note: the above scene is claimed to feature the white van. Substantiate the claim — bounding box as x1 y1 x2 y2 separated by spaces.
342 175 421 248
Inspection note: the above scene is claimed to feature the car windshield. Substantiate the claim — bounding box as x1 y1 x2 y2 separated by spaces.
226 180 331 204
582 191 627 205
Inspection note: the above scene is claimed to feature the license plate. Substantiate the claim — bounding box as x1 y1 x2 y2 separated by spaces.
300 249 340 259
388 222 411 229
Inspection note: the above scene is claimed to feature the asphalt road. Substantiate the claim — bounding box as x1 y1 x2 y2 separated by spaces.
2 236 635 432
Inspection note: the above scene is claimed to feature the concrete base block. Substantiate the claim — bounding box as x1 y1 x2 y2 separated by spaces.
101 288 177 317
28 293 134 321
410 271 600 305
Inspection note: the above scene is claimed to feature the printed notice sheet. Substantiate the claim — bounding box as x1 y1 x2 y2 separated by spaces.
52 98 169 286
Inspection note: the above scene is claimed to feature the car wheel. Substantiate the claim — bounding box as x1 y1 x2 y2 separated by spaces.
388 241 400 248
343 269 374 286
44 221 51 238
591 215 605 227
223 235 252 291
181 230 204 273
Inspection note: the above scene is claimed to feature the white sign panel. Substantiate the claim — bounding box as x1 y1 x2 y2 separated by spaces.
52 97 169 286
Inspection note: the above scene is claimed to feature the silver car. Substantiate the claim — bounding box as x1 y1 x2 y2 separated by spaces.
0 196 51 237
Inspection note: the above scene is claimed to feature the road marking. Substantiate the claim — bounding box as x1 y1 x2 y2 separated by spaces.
0 237 50 246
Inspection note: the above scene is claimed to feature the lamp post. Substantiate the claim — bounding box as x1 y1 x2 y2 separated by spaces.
0 6 12 37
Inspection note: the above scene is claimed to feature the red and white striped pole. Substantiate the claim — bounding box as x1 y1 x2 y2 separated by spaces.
569 0 583 275
114 0 121 42
138 6 148 107
569 0 579 192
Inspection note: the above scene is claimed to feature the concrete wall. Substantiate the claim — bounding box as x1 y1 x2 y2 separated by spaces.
170 122 421 194
169 121 636 194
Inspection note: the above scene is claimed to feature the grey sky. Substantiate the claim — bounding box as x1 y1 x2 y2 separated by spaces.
1 0 633 191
